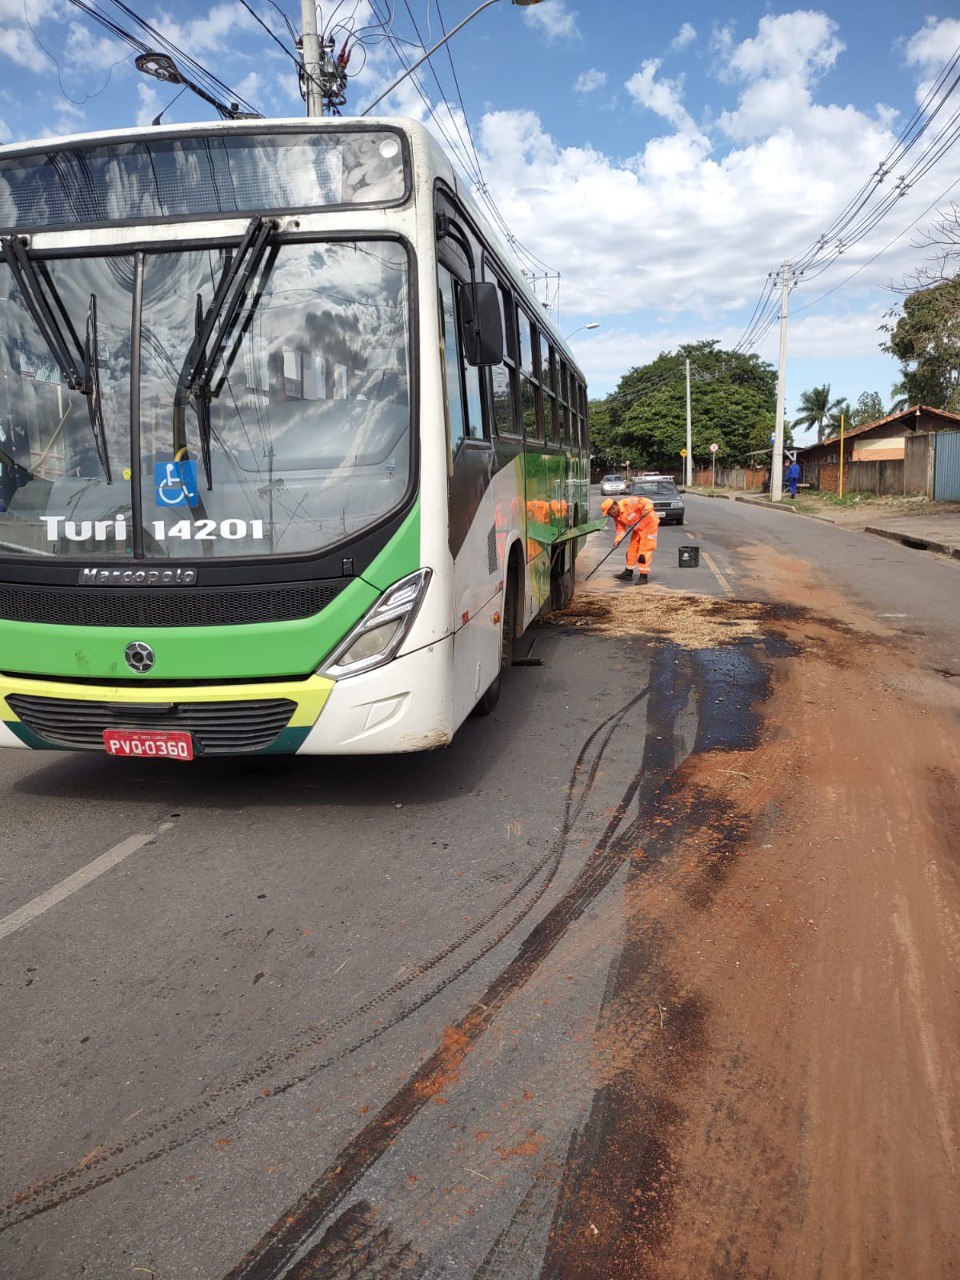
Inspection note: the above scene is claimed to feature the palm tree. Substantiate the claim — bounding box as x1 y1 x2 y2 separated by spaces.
889 380 909 413
792 384 847 442
827 399 851 432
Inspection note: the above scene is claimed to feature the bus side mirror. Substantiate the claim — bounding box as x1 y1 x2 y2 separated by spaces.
459 283 503 366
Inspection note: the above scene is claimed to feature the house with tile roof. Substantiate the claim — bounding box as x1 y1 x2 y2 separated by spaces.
797 405 960 494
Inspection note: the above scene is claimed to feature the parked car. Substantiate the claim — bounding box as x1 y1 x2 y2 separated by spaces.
631 477 686 525
599 474 628 496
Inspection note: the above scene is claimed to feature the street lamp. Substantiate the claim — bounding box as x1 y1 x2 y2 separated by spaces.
565 322 600 341
135 52 259 121
361 0 544 117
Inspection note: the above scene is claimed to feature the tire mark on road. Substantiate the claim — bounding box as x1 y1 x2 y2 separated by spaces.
0 682 651 1233
221 658 679 1280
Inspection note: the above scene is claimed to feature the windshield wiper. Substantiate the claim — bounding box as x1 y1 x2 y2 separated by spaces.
84 294 111 482
173 217 279 491
1 235 111 483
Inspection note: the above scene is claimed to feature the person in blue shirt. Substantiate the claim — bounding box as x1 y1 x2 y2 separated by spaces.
785 459 801 499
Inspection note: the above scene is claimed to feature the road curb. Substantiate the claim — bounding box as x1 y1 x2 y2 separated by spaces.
864 526 960 560
734 496 836 524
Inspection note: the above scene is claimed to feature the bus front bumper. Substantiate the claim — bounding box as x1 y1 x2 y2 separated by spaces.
0 640 453 757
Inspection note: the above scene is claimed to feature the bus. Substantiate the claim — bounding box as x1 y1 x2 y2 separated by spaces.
0 118 591 759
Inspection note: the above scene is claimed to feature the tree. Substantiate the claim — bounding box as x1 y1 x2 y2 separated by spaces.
881 276 960 412
587 398 635 471
849 391 885 426
827 399 851 432
591 340 778 470
792 384 847 442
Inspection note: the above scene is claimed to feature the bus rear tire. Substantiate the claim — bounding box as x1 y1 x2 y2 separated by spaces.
473 569 517 717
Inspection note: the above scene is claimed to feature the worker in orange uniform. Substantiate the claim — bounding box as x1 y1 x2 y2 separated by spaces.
601 495 660 583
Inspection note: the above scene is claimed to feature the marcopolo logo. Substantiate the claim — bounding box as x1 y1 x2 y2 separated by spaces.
78 567 198 587
124 642 155 674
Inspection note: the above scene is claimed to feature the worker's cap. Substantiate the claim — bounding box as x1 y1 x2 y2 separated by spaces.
600 498 617 515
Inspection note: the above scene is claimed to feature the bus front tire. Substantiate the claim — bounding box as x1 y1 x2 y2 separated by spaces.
473 570 517 717
550 541 576 612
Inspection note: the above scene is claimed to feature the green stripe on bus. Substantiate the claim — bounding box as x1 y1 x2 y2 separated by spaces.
0 501 421 683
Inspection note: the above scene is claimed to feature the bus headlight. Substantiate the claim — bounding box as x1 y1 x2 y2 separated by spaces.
320 568 432 679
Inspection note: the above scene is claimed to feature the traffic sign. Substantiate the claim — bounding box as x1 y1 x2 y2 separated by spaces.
680 448 687 458
709 442 719 453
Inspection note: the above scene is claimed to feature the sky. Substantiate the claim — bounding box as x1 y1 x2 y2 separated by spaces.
1 0 959 440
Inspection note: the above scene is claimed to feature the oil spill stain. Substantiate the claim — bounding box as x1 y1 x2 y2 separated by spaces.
280 1201 424 1280
533 627 785 1277
222 640 776 1280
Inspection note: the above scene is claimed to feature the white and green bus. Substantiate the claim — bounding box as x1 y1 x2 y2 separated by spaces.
0 118 591 759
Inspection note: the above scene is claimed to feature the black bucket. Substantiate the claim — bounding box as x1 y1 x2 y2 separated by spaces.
678 545 700 568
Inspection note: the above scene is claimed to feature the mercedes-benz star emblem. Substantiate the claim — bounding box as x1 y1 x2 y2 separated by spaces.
125 641 155 674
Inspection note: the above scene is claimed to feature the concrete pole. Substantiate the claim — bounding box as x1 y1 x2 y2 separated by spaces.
301 0 324 116
771 261 790 502
684 358 692 487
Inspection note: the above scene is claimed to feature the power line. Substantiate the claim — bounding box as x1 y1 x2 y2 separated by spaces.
734 40 960 353
65 0 261 118
790 172 960 319
360 0 560 288
237 0 300 64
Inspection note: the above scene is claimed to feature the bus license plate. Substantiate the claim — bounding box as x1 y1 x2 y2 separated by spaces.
102 729 194 761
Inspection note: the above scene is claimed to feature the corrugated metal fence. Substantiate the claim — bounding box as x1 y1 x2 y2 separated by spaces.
933 431 960 501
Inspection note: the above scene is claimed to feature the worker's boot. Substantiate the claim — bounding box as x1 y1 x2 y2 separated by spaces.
614 568 633 581
634 573 649 585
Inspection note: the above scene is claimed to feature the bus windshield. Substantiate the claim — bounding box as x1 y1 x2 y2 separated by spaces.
0 237 411 560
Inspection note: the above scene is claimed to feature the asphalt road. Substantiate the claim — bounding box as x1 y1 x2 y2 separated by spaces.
0 495 957 1279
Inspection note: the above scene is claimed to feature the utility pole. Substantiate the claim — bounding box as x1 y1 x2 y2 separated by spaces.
300 0 324 116
684 358 692 488
771 261 790 503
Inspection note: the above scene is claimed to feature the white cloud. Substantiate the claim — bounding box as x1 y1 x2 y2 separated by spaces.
0 29 46 73
473 61 960 356
625 59 698 134
522 0 580 44
903 16 960 107
0 0 90 77
715 12 850 142
574 68 606 95
135 81 162 129
671 23 696 52
234 71 262 102
154 2 257 56
0 116 10 142
723 11 844 81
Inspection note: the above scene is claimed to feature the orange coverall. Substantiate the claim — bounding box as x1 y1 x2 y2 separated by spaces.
608 496 660 577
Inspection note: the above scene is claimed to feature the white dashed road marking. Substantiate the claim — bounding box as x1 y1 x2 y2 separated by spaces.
0 822 174 943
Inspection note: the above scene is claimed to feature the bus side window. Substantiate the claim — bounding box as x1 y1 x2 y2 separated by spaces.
543 344 559 446
576 380 587 450
490 283 519 437
439 267 485 451
518 312 542 441
534 326 556 445
559 361 570 447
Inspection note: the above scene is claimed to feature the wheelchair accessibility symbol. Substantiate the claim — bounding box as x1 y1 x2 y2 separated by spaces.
155 459 199 508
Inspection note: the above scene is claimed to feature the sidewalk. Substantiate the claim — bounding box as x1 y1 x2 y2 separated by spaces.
721 491 960 561
860 513 960 559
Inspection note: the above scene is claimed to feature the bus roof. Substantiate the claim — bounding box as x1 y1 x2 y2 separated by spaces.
0 115 584 377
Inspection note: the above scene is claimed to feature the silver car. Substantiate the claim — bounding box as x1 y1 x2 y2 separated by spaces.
599 474 627 496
